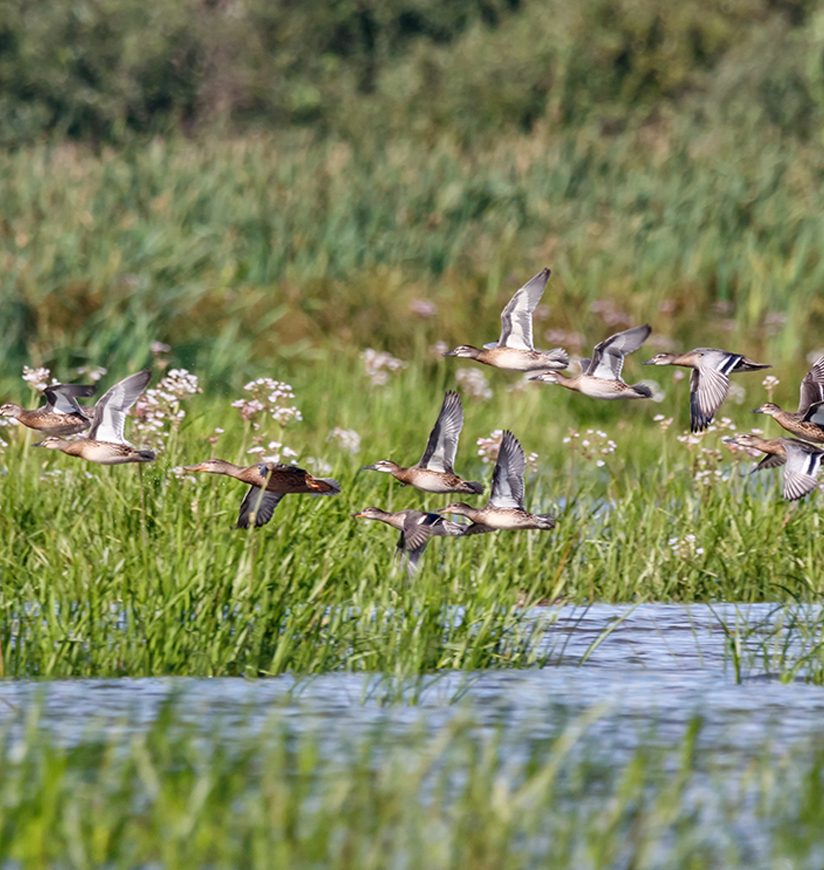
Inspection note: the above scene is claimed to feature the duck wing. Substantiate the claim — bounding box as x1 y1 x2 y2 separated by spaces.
689 351 741 432
798 355 824 418
237 486 284 528
88 370 151 443
752 453 786 472
497 267 550 351
781 441 824 501
419 390 464 473
585 324 651 380
489 430 525 509
43 384 95 415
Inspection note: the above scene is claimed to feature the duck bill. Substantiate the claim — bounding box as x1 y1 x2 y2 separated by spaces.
183 463 207 473
641 359 655 365
752 407 765 414
442 349 458 357
352 511 366 519
360 464 379 471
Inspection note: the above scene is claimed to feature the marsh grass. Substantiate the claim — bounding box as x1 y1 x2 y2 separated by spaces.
0 351 821 678
2 702 824 867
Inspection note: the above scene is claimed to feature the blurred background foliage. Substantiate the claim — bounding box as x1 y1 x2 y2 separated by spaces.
0 0 823 387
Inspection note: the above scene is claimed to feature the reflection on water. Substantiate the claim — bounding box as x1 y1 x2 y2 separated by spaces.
1 603 823 766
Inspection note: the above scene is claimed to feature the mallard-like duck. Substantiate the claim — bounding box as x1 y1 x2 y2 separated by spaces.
754 354 824 443
184 458 341 528
439 430 555 533
723 433 824 501
363 390 483 495
530 324 652 400
1 383 95 436
644 348 770 432
443 268 569 372
35 370 155 465
352 507 465 572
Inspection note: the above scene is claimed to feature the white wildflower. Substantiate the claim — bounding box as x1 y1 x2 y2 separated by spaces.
362 349 406 387
456 368 492 401
328 427 361 454
22 366 53 392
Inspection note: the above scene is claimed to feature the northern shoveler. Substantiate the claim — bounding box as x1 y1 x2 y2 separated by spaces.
644 348 769 433
1 383 95 436
184 458 341 528
723 433 824 501
362 390 483 495
35 370 155 464
439 430 555 533
530 324 653 400
754 354 824 443
352 507 465 572
443 268 569 372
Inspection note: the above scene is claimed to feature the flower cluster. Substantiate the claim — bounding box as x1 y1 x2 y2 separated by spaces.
761 374 780 401
328 427 361 454
132 368 201 451
562 428 617 467
22 366 53 392
653 414 674 432
476 430 538 471
677 421 738 485
248 441 300 465
409 298 437 318
668 534 705 560
231 378 302 426
589 299 632 328
456 367 492 401
74 365 107 383
362 349 406 387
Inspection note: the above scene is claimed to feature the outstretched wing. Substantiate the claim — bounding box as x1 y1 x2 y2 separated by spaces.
752 453 786 472
585 324 651 380
489 430 525 509
419 391 464 472
237 486 284 528
89 370 151 443
798 355 824 418
782 442 824 501
498 268 550 351
43 384 95 415
689 352 740 432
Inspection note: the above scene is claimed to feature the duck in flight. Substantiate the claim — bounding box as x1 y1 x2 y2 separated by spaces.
723 433 824 501
443 268 569 372
1 383 96 436
644 348 769 432
35 370 155 464
530 324 653 400
362 390 483 495
439 430 555 534
183 459 341 528
753 354 824 444
352 507 465 573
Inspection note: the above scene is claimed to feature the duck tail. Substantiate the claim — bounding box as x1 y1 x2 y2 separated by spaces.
536 513 557 530
464 480 484 495
631 383 653 399
545 347 570 369
735 358 771 372
308 476 342 496
137 449 156 462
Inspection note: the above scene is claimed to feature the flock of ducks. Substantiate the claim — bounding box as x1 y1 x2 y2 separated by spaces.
3 266 824 570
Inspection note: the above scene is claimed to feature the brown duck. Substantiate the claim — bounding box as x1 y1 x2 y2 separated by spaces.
754 354 824 443
184 458 341 528
35 371 155 464
439 430 556 533
444 268 568 372
1 383 95 436
644 348 770 433
362 390 483 495
352 507 465 573
723 433 824 501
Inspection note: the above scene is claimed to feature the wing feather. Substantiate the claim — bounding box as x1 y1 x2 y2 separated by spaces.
782 443 823 501
43 384 95 415
690 356 733 432
489 430 525 509
419 391 464 472
237 486 284 528
497 268 550 351
798 355 824 417
89 370 151 443
586 324 651 379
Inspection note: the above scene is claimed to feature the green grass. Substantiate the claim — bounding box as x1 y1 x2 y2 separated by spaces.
2 701 824 867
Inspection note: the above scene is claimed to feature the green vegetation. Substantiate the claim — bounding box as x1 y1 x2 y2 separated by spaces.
2 704 824 867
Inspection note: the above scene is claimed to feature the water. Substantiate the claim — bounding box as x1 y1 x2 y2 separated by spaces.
1 602 822 762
